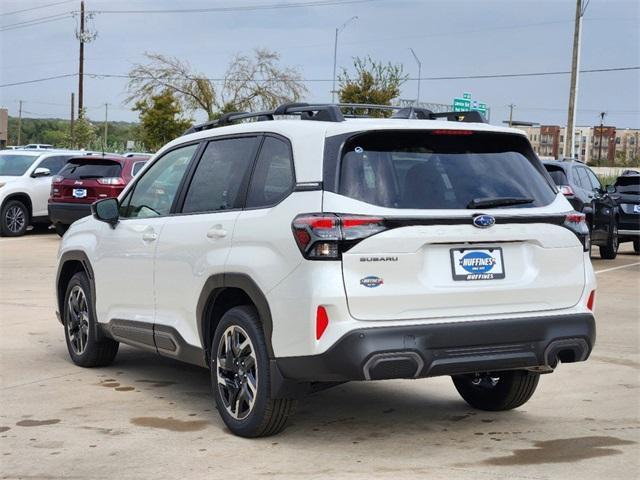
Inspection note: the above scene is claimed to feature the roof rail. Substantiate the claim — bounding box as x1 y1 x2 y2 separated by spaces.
182 102 487 135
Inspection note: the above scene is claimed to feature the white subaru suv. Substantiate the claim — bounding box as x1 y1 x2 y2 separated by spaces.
55 104 596 437
0 149 83 236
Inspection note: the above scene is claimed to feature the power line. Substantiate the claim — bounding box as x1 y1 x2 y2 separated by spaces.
0 73 77 87
89 0 381 14
0 12 73 31
0 0 74 17
2 66 638 88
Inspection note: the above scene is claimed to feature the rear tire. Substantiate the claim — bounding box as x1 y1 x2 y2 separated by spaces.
0 200 29 237
63 272 119 367
210 305 296 437
599 223 618 260
452 370 540 411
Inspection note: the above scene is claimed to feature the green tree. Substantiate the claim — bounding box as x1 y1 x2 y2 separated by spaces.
338 56 407 116
68 108 97 149
133 90 192 151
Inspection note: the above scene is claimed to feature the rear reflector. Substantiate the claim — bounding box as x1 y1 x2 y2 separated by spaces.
587 290 596 311
316 306 329 340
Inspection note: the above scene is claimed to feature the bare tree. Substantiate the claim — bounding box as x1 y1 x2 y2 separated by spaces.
220 49 307 112
125 49 307 120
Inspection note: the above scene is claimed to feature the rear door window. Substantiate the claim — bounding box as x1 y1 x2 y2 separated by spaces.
575 167 593 191
59 159 122 179
182 136 259 214
336 130 555 209
38 155 71 174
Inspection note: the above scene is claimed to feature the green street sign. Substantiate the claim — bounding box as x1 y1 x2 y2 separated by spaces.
463 92 471 100
453 98 471 112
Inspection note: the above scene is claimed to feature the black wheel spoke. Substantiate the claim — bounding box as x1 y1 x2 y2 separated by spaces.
65 286 89 356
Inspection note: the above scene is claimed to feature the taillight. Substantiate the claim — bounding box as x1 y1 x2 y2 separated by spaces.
586 290 596 311
559 185 574 196
563 212 590 251
291 213 386 260
97 177 125 185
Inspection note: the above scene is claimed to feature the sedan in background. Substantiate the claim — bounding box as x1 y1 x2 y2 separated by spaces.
610 171 640 253
543 160 619 259
48 155 148 235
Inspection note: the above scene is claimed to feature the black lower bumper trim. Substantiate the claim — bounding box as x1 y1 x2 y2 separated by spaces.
275 313 595 382
48 203 92 225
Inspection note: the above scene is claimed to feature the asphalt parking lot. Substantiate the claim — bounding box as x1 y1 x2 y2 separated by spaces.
1 231 639 480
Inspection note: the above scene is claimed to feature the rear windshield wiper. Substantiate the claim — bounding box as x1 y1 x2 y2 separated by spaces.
467 197 534 209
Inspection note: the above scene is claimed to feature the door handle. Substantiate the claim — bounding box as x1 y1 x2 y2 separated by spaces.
207 226 227 239
142 231 158 242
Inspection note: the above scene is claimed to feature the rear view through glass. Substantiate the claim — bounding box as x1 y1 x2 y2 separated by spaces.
59 159 122 179
337 130 556 209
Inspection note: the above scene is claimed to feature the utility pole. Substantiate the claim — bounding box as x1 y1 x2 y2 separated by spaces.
17 100 23 146
597 111 606 165
75 1 96 117
564 0 589 159
103 103 109 152
508 104 515 127
409 48 422 105
77 0 85 116
70 93 75 147
331 16 358 103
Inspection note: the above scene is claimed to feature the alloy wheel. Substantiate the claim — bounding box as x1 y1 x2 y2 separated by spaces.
5 205 25 234
66 285 90 355
216 325 258 420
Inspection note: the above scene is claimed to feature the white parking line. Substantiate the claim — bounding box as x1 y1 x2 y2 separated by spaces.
595 262 640 274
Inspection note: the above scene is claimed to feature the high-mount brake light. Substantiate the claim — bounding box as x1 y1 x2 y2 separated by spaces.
291 214 386 260
559 185 575 196
563 212 590 252
431 129 473 136
97 177 125 186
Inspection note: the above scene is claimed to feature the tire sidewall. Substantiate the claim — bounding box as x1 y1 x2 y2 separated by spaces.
210 306 271 437
63 272 100 365
1 200 29 237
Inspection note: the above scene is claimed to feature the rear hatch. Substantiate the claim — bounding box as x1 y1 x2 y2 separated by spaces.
323 129 586 321
51 158 123 203
614 175 640 229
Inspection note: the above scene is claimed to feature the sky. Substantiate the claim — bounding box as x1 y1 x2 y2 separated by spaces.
0 0 639 129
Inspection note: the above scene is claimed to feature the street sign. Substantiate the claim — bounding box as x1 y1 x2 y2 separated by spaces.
452 93 488 116
453 98 471 112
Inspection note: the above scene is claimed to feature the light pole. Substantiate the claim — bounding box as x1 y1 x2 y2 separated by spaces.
409 48 422 105
332 15 358 103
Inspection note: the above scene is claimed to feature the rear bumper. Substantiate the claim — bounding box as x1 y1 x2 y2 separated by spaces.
48 202 92 225
275 313 595 382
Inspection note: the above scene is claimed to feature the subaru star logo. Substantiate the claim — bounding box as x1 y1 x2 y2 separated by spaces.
473 214 495 228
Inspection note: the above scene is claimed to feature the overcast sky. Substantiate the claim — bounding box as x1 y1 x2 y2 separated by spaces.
1 0 638 128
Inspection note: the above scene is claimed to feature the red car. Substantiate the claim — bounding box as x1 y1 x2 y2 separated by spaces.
48 155 148 235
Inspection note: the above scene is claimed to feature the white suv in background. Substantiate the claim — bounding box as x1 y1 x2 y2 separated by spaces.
0 149 83 236
55 104 597 437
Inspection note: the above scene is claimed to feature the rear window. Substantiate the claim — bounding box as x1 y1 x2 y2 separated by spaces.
615 175 640 194
335 130 556 209
58 159 122 180
544 165 568 186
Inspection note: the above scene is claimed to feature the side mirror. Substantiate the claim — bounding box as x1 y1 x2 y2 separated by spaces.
606 185 616 194
91 198 119 228
31 167 51 178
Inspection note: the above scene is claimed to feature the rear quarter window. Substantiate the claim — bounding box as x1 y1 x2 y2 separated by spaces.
331 130 556 209
544 165 568 185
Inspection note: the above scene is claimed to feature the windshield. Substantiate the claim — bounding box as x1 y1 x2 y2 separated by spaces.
615 175 640 194
337 130 556 209
0 154 37 176
58 160 122 179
